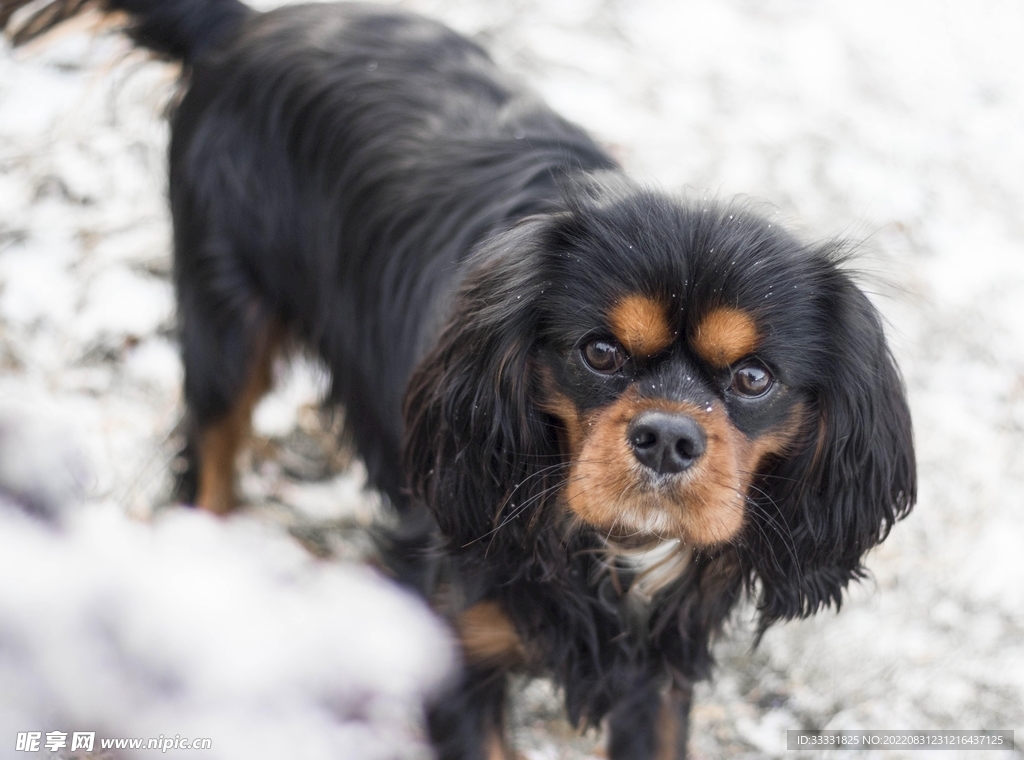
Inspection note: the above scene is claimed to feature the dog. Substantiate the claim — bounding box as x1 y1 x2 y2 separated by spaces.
2 1 916 758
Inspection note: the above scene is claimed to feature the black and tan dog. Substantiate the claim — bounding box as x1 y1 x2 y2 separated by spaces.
1 2 916 757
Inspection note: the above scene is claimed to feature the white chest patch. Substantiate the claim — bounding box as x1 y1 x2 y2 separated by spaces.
604 538 692 604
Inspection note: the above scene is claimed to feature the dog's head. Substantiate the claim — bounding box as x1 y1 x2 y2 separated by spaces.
404 176 915 622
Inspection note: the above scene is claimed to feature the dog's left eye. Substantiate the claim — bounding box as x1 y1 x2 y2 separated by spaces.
731 361 774 397
582 339 627 374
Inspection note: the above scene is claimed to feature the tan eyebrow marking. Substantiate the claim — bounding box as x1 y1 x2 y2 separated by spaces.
607 294 674 357
691 307 759 367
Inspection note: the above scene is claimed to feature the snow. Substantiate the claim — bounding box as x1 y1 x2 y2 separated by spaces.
0 486 451 759
2 0 1023 758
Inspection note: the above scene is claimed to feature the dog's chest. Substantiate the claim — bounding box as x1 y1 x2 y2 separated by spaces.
603 538 692 606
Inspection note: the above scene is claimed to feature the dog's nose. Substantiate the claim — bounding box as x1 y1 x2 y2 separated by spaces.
627 411 706 475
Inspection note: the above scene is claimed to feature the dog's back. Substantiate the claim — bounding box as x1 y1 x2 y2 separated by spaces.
0 0 614 509
155 2 613 509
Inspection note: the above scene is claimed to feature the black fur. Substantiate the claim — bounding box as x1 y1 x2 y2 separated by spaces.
0 0 247 57
3 2 916 758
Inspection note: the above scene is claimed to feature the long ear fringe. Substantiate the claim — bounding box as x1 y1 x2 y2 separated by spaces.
403 219 564 568
746 269 916 629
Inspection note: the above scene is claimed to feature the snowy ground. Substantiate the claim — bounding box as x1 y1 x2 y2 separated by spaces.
1 0 1023 758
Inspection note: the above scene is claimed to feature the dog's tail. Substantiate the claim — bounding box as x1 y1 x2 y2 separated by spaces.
0 0 250 62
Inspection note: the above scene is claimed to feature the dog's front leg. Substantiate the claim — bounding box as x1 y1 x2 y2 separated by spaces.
606 680 693 760
660 683 694 760
427 666 511 760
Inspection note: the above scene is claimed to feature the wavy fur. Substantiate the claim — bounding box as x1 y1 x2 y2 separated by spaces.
4 4 915 758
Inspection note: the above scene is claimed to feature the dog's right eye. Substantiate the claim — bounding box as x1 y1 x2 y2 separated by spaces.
730 360 774 397
582 339 627 374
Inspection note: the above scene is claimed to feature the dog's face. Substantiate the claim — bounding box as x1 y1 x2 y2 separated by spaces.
535 289 807 548
405 178 915 621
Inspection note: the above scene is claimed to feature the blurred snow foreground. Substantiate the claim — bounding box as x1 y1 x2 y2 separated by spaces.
0 409 453 759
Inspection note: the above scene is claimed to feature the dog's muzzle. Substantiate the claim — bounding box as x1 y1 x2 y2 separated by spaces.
627 411 707 475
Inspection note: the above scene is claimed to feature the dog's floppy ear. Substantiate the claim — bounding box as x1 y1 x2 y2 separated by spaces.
403 218 561 558
749 268 916 626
